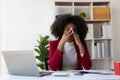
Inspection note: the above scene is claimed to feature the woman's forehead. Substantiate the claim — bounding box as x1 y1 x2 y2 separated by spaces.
65 23 76 29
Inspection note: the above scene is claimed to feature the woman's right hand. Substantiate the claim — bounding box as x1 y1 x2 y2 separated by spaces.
57 29 73 52
60 28 73 44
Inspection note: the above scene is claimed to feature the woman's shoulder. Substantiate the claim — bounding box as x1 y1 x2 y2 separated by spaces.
49 40 59 44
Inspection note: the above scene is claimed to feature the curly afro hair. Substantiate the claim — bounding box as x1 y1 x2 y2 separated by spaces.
50 14 88 44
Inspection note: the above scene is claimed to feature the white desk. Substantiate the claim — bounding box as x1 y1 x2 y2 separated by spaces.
0 74 84 80
1 70 120 80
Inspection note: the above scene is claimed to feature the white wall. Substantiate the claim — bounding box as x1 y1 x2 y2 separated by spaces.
2 0 55 50
111 0 120 61
0 0 2 74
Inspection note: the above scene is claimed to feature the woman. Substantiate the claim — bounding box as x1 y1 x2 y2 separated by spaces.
49 14 92 71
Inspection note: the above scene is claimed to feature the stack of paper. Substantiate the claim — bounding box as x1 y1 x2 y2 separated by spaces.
83 74 120 80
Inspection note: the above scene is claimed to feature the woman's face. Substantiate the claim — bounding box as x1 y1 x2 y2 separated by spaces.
64 23 77 42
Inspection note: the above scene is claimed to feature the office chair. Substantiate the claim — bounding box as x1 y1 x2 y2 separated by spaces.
44 58 49 70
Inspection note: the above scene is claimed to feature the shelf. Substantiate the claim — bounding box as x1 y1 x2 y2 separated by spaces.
85 38 112 41
85 38 93 41
94 38 112 40
93 2 110 6
55 1 113 70
55 1 110 6
55 2 72 6
85 19 110 23
92 57 113 60
74 2 91 6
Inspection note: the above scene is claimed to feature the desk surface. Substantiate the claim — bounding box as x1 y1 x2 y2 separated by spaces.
0 74 85 80
0 70 120 80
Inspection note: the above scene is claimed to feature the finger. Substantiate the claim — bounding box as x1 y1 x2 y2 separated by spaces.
73 31 80 42
72 30 77 38
65 28 72 37
68 28 73 34
68 31 73 37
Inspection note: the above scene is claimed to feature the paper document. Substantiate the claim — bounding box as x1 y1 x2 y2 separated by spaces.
83 74 120 80
73 70 113 75
52 71 69 77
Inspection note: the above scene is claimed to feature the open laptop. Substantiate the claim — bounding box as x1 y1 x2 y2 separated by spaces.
2 50 52 77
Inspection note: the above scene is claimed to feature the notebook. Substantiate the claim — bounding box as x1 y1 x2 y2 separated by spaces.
2 50 52 77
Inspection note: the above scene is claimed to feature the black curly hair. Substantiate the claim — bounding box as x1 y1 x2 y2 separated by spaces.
50 14 88 44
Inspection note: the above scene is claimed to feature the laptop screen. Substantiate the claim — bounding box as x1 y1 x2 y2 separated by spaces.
2 50 40 77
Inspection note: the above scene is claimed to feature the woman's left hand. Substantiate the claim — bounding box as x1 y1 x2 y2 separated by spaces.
72 28 85 54
71 28 81 46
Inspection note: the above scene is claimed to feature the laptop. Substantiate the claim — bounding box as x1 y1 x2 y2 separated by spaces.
2 50 52 77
